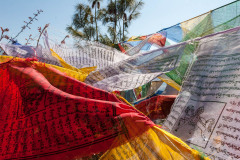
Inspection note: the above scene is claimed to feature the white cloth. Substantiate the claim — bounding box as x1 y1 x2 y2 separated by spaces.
163 27 240 160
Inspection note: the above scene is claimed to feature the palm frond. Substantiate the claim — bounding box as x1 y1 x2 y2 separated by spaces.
66 26 85 38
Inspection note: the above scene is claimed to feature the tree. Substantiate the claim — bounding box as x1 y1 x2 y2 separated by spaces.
101 0 143 43
88 0 103 41
101 1 118 44
67 3 95 41
67 0 144 48
67 2 105 41
118 0 143 41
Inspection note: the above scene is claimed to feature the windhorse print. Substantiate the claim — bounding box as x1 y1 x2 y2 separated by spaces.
171 99 226 148
174 105 215 141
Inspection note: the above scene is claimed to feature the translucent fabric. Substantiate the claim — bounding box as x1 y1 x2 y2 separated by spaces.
211 1 240 33
0 44 61 66
0 58 209 160
85 42 188 91
135 95 177 123
159 24 183 43
164 25 240 160
0 58 153 159
124 33 166 55
156 1 240 86
0 40 129 70
0 55 95 82
51 42 129 69
157 1 240 44
100 126 209 160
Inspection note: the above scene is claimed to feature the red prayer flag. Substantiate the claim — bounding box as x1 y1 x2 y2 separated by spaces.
148 33 166 47
135 95 177 121
0 59 154 159
118 43 126 53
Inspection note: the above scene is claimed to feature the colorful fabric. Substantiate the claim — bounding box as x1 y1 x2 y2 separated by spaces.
0 44 97 76
134 86 142 99
127 33 166 46
211 1 240 33
158 74 181 91
134 83 178 105
0 58 154 159
141 82 151 98
0 41 129 70
51 49 86 72
135 95 177 121
118 43 126 53
124 33 166 52
181 13 209 37
0 44 61 66
101 126 210 160
164 26 240 160
0 57 210 160
0 55 94 82
127 35 147 42
125 36 151 55
181 13 213 42
118 81 164 104
158 24 183 43
143 81 163 98
125 40 142 47
148 33 166 47
165 42 197 85
124 1 240 87
156 1 240 86
85 42 187 91
120 90 137 103
157 1 240 44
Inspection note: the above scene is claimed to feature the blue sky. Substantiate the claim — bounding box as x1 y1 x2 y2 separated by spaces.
0 0 235 45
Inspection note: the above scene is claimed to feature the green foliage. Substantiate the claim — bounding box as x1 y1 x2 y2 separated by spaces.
67 0 144 48
68 3 97 41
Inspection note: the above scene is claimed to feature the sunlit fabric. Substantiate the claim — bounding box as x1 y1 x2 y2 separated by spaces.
0 41 129 70
108 0 240 90
0 55 95 82
0 58 154 159
164 25 240 160
100 126 209 160
135 95 177 122
156 1 240 46
0 2 240 159
51 44 129 69
85 42 187 91
158 24 183 43
123 33 166 53
0 58 209 160
211 1 240 33
0 44 61 66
